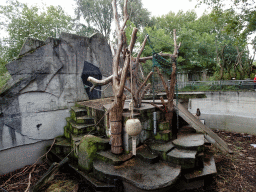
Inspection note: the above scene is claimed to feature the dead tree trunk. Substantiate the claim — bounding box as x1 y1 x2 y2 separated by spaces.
141 29 181 139
87 0 149 154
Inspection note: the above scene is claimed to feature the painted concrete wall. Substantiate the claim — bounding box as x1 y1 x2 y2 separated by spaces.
0 140 54 175
0 32 113 154
189 91 256 135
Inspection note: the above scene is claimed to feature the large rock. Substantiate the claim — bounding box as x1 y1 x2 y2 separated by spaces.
0 32 113 152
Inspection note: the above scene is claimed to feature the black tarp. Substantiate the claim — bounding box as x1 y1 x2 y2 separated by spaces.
81 61 102 100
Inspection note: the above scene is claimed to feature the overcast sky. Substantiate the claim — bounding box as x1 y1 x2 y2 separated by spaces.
14 0 209 18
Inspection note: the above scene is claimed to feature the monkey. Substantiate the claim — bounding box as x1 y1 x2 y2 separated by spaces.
196 108 201 119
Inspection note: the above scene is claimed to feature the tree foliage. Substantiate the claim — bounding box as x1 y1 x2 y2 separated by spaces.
198 0 256 37
118 0 151 28
75 0 151 39
74 0 113 38
0 0 73 62
136 9 252 80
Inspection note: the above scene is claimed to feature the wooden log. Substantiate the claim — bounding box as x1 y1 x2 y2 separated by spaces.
31 157 69 192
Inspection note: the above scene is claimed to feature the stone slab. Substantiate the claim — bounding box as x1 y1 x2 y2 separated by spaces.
70 107 87 121
93 158 181 190
184 155 217 181
136 145 159 164
173 133 204 152
73 115 94 124
149 141 175 161
69 119 95 135
96 150 133 165
175 102 229 153
167 148 197 169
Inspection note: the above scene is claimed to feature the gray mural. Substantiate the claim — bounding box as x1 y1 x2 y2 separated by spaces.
0 32 113 150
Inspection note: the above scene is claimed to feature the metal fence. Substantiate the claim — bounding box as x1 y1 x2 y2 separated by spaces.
177 80 256 91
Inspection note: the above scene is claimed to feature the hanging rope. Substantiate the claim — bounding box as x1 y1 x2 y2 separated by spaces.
129 54 134 119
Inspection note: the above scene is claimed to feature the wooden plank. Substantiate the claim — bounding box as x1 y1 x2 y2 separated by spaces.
174 102 229 154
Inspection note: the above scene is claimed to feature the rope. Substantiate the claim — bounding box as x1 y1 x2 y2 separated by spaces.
175 59 179 131
129 54 134 118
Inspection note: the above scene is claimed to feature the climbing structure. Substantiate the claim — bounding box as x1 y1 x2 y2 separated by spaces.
44 96 219 192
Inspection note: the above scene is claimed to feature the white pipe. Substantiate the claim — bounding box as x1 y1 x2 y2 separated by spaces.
153 112 157 135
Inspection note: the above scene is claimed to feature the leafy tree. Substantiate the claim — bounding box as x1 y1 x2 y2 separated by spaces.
74 0 113 38
153 10 197 32
139 11 217 75
118 0 151 28
197 0 256 38
0 0 74 89
75 0 151 39
0 0 73 65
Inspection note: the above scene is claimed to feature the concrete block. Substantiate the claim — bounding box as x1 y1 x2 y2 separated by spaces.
78 135 109 172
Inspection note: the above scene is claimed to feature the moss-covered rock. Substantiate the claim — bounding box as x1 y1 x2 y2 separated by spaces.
64 126 71 140
158 121 169 131
69 120 95 135
70 107 87 121
154 130 172 142
78 135 109 172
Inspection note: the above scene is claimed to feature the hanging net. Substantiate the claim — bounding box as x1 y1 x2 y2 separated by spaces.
146 34 179 130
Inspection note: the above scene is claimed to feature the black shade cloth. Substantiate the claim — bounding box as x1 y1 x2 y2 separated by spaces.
81 61 102 100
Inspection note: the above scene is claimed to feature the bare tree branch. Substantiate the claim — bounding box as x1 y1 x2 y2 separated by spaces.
149 102 165 112
121 0 129 30
118 27 138 97
136 35 148 61
137 71 153 94
87 68 122 88
139 83 151 102
155 67 169 95
112 0 120 31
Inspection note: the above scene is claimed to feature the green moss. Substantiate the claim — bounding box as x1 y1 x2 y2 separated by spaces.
70 110 76 121
66 117 71 127
75 102 86 108
76 119 84 124
78 136 106 172
162 133 170 141
159 121 169 131
154 133 162 141
64 126 70 139
86 106 91 117
154 131 171 142
162 153 167 161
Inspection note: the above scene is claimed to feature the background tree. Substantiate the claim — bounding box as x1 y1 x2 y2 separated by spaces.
0 0 74 90
74 0 151 39
118 0 151 28
0 0 73 63
74 0 113 39
198 0 256 37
